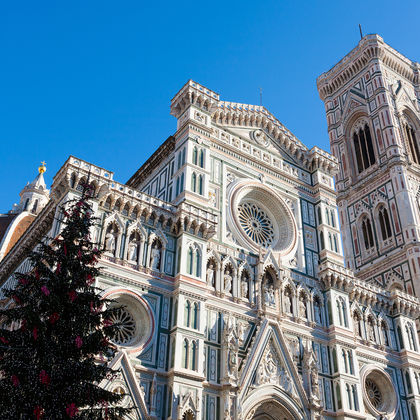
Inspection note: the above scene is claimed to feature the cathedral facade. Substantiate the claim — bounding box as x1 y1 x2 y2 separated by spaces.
1 35 420 420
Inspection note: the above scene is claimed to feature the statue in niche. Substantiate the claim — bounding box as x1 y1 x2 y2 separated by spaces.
241 276 249 299
105 228 116 254
264 285 275 306
310 367 320 399
223 316 244 384
299 295 307 318
128 239 139 262
284 290 292 314
207 263 215 287
224 272 232 294
367 320 375 341
150 243 161 270
314 300 322 324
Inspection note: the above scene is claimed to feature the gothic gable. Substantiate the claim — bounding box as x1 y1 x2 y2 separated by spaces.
101 351 147 420
238 319 309 410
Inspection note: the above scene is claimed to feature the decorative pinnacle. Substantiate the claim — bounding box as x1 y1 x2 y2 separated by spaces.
38 161 47 174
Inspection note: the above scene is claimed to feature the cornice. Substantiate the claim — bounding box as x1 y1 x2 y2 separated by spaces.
317 34 420 101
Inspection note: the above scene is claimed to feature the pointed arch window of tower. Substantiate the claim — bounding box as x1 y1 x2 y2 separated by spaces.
405 123 420 164
378 206 392 240
353 123 376 173
361 217 375 250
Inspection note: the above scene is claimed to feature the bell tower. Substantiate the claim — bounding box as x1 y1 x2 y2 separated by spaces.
317 34 420 295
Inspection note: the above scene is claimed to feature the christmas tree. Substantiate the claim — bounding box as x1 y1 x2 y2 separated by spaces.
0 185 132 419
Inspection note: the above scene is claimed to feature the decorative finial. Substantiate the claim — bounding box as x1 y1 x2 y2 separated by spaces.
38 161 47 174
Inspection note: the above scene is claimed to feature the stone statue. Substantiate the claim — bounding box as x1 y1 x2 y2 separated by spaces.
284 293 292 314
269 286 275 306
310 367 320 399
128 240 138 261
150 243 161 270
207 264 215 287
224 273 232 294
241 277 248 299
105 229 116 254
314 301 321 324
299 295 307 318
367 321 375 341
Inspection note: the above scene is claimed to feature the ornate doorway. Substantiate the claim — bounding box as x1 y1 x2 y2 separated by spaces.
249 401 295 420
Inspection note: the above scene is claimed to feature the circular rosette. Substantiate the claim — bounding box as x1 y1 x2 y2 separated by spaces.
227 180 297 256
104 290 154 354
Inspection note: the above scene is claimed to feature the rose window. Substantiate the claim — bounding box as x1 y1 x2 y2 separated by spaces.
238 202 275 248
109 308 136 345
106 292 154 352
365 378 382 408
361 366 398 417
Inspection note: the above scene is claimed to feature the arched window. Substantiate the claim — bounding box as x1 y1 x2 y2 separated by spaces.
192 303 199 329
352 385 358 411
198 175 203 195
122 203 130 216
177 151 182 170
70 173 77 188
320 231 325 250
191 173 197 192
184 300 191 327
331 210 336 227
192 147 198 165
348 351 354 375
346 384 352 409
183 339 189 368
181 148 186 166
333 234 338 252
23 198 29 211
194 249 201 277
190 341 197 370
336 383 342 410
187 247 193 275
405 123 420 164
336 300 343 325
406 371 413 395
199 149 205 168
378 206 392 240
342 350 348 373
361 217 374 250
328 232 333 250
406 323 417 351
353 123 376 173
318 207 322 224
180 173 184 192
32 199 39 213
325 208 331 225
176 177 180 196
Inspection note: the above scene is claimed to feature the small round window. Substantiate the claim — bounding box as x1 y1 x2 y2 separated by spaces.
105 291 154 353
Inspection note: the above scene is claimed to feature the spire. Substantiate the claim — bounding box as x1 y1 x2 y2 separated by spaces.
16 162 50 215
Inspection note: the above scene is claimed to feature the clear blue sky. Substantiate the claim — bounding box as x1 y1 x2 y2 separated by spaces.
1 1 419 211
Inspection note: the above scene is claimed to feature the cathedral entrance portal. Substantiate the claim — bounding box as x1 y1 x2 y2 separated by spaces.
248 400 295 420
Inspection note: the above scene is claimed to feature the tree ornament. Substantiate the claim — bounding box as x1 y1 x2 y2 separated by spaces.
63 244 67 255
48 313 60 324
33 406 44 420
11 375 19 387
68 290 77 302
41 286 50 296
0 336 9 344
33 326 38 340
39 370 50 386
66 403 78 417
75 336 83 349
